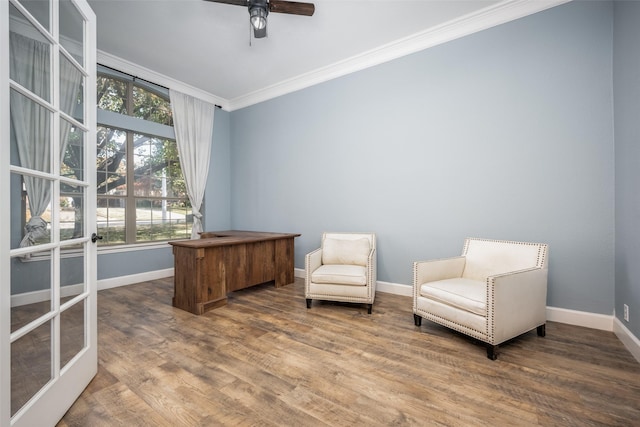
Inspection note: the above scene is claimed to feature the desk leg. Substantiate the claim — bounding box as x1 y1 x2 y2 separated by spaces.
173 246 227 315
275 237 295 287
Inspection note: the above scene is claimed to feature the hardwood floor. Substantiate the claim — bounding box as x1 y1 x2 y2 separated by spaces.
58 277 640 426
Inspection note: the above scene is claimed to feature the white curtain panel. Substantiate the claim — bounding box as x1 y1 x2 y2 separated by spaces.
169 89 215 239
59 55 83 161
10 32 52 247
10 33 83 247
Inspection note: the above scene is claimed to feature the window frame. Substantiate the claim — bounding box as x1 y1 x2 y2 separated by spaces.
95 65 191 247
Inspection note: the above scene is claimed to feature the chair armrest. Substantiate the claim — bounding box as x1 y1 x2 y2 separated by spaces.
489 267 548 343
305 248 322 275
413 256 466 287
367 247 377 290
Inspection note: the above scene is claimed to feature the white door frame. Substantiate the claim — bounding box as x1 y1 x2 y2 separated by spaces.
1 0 97 425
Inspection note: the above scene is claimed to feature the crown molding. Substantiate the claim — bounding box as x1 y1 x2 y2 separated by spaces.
227 0 571 111
97 50 229 110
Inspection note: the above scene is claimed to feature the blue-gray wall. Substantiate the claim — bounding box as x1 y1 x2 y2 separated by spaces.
614 1 640 337
230 1 616 314
204 108 231 230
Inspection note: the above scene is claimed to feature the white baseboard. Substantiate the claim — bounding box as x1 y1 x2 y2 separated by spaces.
377 280 413 296
545 306 613 331
11 284 84 307
613 317 640 363
97 268 174 291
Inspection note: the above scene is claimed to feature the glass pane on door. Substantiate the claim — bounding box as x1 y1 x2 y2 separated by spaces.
9 3 51 101
9 173 25 250
10 249 53 333
61 251 85 300
60 299 86 369
60 185 84 241
9 172 53 250
60 55 84 123
19 0 51 32
9 89 52 172
11 320 53 416
61 119 85 180
59 0 84 65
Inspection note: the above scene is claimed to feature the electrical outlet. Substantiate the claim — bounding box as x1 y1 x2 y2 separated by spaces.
623 304 629 322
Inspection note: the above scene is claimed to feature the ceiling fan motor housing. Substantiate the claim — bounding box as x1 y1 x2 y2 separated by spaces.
203 0 314 39
249 0 268 37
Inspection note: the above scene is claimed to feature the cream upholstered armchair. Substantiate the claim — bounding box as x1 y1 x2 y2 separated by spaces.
305 232 376 314
413 238 548 360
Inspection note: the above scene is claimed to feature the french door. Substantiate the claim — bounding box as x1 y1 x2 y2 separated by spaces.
1 0 97 426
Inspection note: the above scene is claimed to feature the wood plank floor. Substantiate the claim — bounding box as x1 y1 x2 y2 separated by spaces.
58 277 640 426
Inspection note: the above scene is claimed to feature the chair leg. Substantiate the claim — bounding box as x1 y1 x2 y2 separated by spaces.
537 324 546 337
306 299 312 309
367 304 372 314
486 344 498 360
413 314 422 327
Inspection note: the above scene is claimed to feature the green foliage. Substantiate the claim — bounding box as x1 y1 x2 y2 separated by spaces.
97 76 127 114
97 75 173 125
133 85 173 126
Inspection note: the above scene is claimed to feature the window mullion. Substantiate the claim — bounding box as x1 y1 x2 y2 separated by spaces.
125 130 136 244
125 81 136 244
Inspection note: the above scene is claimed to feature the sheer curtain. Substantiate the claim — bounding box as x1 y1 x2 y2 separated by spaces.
59 56 83 160
10 32 51 247
169 89 215 239
10 32 82 247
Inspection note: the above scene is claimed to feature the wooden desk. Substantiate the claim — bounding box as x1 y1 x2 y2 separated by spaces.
169 230 300 315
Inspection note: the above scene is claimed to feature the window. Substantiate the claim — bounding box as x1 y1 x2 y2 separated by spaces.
96 67 191 246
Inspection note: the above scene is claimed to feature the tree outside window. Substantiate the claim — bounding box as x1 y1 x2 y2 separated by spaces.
95 72 191 245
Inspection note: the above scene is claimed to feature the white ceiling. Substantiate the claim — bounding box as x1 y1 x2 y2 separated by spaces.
88 0 568 110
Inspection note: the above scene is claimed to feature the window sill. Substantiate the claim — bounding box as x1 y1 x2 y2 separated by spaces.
97 240 177 255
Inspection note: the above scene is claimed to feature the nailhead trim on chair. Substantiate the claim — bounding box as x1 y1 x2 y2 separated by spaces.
415 237 549 346
419 312 488 341
487 277 495 343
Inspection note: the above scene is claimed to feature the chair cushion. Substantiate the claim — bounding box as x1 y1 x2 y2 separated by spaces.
312 264 367 286
322 237 370 266
420 278 486 316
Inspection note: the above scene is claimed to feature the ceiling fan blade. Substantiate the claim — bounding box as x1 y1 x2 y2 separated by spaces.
203 0 248 7
269 0 315 16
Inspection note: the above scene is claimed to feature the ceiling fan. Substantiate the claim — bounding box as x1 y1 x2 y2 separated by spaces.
204 0 315 39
